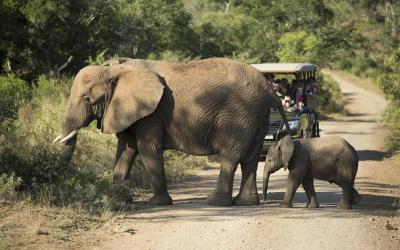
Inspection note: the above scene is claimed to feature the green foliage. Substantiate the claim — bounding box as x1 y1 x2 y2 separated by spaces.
380 46 400 99
32 75 71 103
118 0 195 59
277 31 322 63
0 75 30 121
0 173 22 202
85 49 111 66
379 46 400 151
193 11 265 60
318 75 344 113
148 50 192 62
383 104 400 152
0 0 124 79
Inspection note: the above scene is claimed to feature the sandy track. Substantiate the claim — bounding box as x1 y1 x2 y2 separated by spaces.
99 71 399 250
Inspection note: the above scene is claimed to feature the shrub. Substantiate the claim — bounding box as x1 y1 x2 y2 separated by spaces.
32 75 70 103
148 50 192 62
338 59 353 71
0 75 30 121
383 102 400 152
318 75 344 113
379 46 400 152
0 173 22 202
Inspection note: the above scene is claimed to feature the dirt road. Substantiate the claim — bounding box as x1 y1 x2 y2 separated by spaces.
99 71 399 250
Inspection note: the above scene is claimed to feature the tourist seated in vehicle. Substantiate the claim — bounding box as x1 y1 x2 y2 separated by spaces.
282 95 293 109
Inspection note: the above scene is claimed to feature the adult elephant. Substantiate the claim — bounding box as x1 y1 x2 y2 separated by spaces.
54 57 289 206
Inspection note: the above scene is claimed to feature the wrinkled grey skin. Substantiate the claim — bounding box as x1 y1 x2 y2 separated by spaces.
263 135 360 209
57 57 290 206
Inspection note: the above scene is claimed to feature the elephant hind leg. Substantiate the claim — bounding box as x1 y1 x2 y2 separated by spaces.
208 158 238 206
233 157 260 206
336 182 353 209
113 130 138 184
233 138 264 206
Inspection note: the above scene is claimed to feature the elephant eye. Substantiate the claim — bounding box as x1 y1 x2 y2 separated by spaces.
82 95 91 103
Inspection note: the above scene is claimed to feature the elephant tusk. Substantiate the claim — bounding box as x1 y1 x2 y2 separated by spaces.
53 134 62 143
59 129 79 143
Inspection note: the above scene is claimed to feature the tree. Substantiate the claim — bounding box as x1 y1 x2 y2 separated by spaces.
277 31 322 63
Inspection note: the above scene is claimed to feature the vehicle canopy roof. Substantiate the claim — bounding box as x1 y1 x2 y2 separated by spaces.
251 63 316 74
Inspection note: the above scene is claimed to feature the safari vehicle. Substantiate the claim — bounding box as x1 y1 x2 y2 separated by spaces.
251 63 320 156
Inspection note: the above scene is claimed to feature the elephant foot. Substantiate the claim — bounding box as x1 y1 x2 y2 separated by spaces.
279 201 293 208
148 193 173 206
207 192 233 207
306 201 320 208
336 201 351 210
113 170 128 184
233 193 260 206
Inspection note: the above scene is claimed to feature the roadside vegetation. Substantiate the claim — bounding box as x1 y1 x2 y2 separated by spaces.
0 0 398 247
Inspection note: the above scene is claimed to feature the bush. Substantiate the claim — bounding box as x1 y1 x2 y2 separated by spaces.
147 50 192 62
0 173 22 202
379 46 400 152
338 59 353 71
383 102 400 152
318 75 344 113
0 75 30 121
32 75 70 103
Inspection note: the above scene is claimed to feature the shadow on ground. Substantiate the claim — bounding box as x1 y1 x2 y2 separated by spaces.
357 150 387 161
126 173 399 223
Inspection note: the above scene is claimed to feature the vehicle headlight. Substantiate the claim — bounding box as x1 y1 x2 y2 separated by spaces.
283 120 299 130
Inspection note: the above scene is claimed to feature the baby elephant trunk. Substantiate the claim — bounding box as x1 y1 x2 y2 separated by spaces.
263 168 270 201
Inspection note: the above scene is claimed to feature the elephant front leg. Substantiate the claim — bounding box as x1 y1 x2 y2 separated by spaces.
281 171 302 208
113 131 138 184
233 158 260 206
208 158 238 206
136 139 172 206
302 178 319 208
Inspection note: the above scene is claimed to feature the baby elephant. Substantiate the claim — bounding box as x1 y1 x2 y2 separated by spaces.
263 135 361 209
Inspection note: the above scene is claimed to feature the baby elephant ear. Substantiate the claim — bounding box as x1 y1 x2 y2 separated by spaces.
278 135 294 170
102 69 165 134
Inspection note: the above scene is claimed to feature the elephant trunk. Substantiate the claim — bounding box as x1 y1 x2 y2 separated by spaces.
56 123 79 163
263 168 271 201
59 136 77 163
53 102 85 163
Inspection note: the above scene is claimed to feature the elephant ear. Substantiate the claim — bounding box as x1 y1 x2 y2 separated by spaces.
278 135 294 170
102 69 165 134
